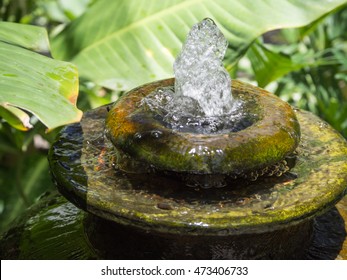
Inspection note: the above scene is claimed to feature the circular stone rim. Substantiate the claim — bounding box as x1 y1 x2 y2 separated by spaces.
105 79 301 174
49 105 347 236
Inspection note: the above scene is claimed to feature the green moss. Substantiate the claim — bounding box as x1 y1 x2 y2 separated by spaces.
106 79 300 176
49 105 347 236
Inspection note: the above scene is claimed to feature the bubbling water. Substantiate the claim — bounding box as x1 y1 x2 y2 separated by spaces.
174 18 233 116
141 86 256 134
141 18 242 134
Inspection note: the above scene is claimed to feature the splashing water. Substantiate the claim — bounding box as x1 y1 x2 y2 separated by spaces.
174 18 233 116
141 18 245 134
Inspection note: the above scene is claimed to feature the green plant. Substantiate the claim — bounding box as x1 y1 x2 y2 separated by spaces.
1 0 346 232
246 8 347 137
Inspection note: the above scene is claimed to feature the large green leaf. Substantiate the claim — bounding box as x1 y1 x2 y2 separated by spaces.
51 0 347 91
247 43 308 87
0 104 32 131
0 23 49 131
0 22 82 131
0 21 50 53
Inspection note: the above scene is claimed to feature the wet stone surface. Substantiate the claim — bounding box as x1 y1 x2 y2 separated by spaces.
49 105 347 236
0 192 346 259
106 79 300 177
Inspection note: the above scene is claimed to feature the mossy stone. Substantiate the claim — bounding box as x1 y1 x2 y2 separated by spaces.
48 104 347 236
105 79 301 175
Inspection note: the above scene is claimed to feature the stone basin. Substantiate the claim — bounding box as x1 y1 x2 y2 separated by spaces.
1 87 347 259
43 83 347 258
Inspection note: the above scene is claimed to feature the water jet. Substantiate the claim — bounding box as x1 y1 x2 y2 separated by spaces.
1 19 347 259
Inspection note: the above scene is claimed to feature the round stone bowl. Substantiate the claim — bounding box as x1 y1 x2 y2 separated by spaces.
106 79 300 178
1 192 346 259
48 81 347 259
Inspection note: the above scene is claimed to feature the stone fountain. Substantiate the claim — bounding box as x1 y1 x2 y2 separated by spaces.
1 19 347 259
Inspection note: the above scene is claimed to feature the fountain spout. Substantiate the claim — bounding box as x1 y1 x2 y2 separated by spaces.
173 18 233 116
105 18 301 187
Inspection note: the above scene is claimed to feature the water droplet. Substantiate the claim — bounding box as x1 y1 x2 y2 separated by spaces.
134 132 142 140
150 130 163 138
318 121 328 130
236 198 245 205
264 204 274 210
